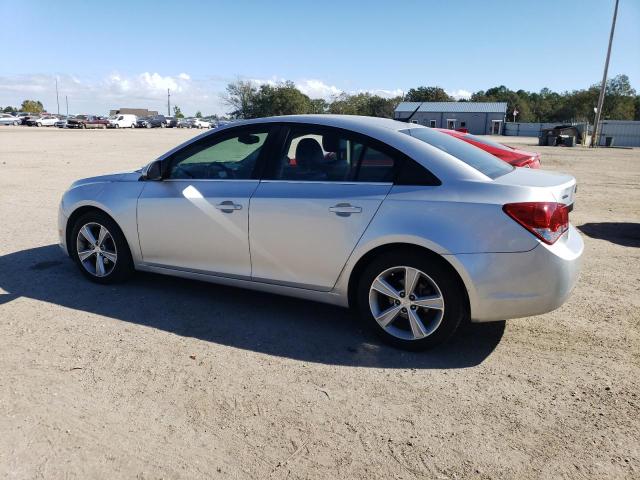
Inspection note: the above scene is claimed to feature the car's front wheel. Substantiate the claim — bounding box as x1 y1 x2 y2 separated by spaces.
70 211 134 284
356 250 467 350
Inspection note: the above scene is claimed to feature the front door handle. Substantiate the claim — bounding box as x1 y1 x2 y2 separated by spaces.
215 200 243 213
329 203 362 217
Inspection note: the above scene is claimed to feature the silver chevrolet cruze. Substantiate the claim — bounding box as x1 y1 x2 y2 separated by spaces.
58 115 583 350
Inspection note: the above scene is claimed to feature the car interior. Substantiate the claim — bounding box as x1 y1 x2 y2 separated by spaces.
278 130 395 182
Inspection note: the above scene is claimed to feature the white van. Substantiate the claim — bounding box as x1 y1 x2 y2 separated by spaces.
108 114 137 128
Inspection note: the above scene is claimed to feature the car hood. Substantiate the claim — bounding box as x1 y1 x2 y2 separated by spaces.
70 171 141 188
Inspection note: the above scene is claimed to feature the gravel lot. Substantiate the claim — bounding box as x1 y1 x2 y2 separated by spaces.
0 126 638 479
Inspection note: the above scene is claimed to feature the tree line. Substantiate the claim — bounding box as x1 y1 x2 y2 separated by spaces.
4 75 639 122
222 74 639 123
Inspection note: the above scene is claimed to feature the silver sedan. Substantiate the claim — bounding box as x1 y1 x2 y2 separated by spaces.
58 115 583 350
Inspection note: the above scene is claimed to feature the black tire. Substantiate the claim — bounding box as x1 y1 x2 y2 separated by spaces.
70 211 134 284
355 250 467 351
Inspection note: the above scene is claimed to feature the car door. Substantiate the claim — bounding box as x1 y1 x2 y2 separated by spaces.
249 124 399 290
137 125 272 277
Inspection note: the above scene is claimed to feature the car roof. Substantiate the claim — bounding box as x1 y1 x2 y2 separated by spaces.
233 114 414 132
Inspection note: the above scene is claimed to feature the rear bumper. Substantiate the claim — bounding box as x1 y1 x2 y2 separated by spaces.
450 224 583 322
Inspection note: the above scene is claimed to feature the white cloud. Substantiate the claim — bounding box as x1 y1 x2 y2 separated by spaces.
296 79 342 99
446 89 472 100
0 72 466 116
0 72 224 116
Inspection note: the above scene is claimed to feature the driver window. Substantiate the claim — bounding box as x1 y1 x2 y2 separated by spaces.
168 129 269 180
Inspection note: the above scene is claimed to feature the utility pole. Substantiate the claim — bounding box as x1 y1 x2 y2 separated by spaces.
167 88 171 116
55 78 60 115
592 0 619 147
65 95 69 117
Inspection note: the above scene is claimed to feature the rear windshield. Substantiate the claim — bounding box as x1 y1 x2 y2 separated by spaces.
402 128 513 179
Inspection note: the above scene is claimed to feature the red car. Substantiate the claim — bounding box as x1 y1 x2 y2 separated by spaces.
437 128 541 168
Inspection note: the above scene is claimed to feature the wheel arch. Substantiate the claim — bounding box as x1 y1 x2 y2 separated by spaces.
346 242 471 316
65 206 123 257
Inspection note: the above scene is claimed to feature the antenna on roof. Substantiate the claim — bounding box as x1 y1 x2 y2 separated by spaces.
399 102 423 123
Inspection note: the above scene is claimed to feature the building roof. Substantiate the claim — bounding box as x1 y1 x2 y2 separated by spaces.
395 101 508 114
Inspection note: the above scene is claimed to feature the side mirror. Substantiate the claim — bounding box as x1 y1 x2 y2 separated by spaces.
238 133 260 145
141 160 163 180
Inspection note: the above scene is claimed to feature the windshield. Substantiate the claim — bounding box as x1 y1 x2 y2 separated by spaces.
402 128 513 179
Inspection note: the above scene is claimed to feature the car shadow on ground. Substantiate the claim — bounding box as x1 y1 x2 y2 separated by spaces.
578 222 640 248
0 245 505 369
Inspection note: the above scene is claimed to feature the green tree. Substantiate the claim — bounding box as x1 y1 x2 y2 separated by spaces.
404 86 452 102
20 100 44 113
222 79 258 118
328 93 400 118
309 98 328 114
251 81 313 117
173 105 185 118
602 74 636 120
3 106 17 114
195 110 202 118
634 95 640 121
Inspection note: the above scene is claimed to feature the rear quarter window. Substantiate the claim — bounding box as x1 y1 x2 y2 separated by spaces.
403 128 513 179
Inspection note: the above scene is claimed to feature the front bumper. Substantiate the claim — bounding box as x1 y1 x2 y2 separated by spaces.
450 224 583 322
58 203 69 256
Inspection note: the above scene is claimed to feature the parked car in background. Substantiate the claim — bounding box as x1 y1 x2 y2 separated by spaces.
67 115 110 129
437 128 541 168
58 115 581 350
177 118 194 128
108 114 137 128
165 116 178 128
16 112 35 125
26 115 59 127
136 115 167 128
54 116 73 128
191 118 211 129
0 114 20 126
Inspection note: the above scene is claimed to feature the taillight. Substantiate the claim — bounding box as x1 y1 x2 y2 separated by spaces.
503 202 569 245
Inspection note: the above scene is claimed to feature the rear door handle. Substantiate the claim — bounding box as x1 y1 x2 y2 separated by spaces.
329 203 362 216
215 200 243 212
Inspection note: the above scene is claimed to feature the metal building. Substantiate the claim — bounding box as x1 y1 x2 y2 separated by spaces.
394 102 508 135
598 120 640 147
109 108 159 117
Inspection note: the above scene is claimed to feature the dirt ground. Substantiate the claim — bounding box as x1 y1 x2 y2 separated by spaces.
0 126 638 479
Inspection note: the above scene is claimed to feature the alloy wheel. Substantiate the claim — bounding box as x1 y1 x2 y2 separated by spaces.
368 266 445 341
76 222 118 277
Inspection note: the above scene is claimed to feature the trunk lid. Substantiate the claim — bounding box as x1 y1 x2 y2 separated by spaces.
493 168 577 206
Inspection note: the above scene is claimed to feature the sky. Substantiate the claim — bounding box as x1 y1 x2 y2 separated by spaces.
1 0 638 116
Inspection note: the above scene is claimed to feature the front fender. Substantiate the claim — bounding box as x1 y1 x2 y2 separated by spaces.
60 181 146 263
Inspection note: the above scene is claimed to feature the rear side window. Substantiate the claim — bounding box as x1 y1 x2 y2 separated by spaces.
268 127 396 182
403 128 513 179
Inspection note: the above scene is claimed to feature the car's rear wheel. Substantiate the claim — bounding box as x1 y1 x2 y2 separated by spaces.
146 123 152 129
13 121 19 126
70 211 134 284
37 122 42 127
356 251 466 350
